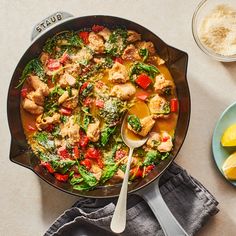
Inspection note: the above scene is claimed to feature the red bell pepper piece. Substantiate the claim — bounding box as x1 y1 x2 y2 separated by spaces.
79 31 89 44
21 88 28 98
57 147 70 159
130 167 143 178
47 59 61 71
146 165 154 173
73 146 80 159
80 82 89 94
135 91 149 101
162 136 169 142
85 147 101 159
80 159 92 170
28 125 36 131
59 107 72 116
135 73 152 89
92 24 105 33
95 99 104 108
170 98 178 113
54 173 69 182
114 57 123 64
97 158 104 169
79 131 89 148
84 97 93 107
41 162 55 173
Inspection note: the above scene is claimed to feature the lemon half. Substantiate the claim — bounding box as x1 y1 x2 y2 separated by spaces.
221 124 236 147
222 152 236 180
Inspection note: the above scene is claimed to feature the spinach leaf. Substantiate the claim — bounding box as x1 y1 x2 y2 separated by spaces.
161 152 170 160
101 126 116 146
73 182 95 191
142 151 170 166
80 83 94 100
34 132 55 150
130 62 159 79
16 58 45 88
127 115 141 132
78 165 98 187
105 28 127 56
52 126 61 138
70 176 84 185
83 115 90 132
139 48 149 62
51 159 76 174
100 163 118 183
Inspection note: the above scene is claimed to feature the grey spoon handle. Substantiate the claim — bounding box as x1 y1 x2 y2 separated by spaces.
136 178 188 236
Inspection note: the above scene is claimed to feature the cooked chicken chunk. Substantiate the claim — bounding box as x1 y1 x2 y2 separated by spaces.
148 95 170 115
110 83 136 100
71 47 93 64
58 73 76 88
108 61 128 83
146 132 161 148
61 89 79 110
156 56 165 65
136 41 156 55
27 89 45 106
22 98 44 115
40 52 50 65
90 164 102 181
128 115 155 137
27 75 49 96
64 63 81 77
122 44 141 61
94 81 109 95
97 27 111 41
157 132 173 152
87 119 100 142
60 116 80 142
108 169 125 184
154 74 173 95
36 113 60 131
88 32 105 53
127 30 141 43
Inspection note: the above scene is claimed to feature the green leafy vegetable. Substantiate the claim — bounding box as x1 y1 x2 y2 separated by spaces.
105 28 128 56
142 151 170 166
160 102 171 114
101 126 116 146
139 48 149 62
16 58 45 88
80 84 94 100
73 182 95 191
70 176 84 185
130 62 159 79
127 115 142 132
52 126 61 138
78 165 98 187
34 132 55 150
83 115 90 132
100 163 118 183
51 159 76 174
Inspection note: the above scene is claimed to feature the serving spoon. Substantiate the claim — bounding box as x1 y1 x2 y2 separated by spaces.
110 113 148 233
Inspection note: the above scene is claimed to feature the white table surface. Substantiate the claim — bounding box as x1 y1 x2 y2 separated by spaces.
1 0 236 235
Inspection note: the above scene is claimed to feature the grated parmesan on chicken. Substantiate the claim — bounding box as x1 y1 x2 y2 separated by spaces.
199 4 236 56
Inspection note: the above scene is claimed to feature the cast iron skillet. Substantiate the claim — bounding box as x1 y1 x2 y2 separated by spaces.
7 12 190 235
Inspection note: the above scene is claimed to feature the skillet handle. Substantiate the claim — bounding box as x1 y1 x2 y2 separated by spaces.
136 178 188 236
31 12 74 41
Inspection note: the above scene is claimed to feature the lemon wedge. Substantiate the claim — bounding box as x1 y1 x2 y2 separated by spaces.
222 152 236 180
221 124 236 147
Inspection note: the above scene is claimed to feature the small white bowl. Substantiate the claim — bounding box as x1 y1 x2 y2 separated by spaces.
192 0 236 62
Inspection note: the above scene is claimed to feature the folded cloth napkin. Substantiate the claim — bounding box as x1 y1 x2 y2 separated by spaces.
45 163 219 236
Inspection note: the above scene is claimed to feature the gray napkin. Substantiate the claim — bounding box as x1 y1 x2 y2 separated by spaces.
45 163 219 236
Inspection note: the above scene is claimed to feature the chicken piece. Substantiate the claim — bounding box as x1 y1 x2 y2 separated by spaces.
60 116 80 142
157 132 173 152
88 32 105 53
94 81 109 95
27 89 45 106
27 75 49 96
122 44 141 61
97 27 111 41
154 74 173 95
146 132 161 149
136 41 156 55
58 73 76 88
108 61 129 84
40 52 50 65
64 63 81 77
128 115 155 137
22 98 44 115
61 89 79 110
108 169 125 184
127 30 141 43
86 119 100 142
148 95 170 115
156 56 165 65
36 113 60 131
71 47 93 64
110 83 136 100
90 164 102 181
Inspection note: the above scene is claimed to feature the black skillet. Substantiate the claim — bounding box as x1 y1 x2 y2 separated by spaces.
7 12 190 235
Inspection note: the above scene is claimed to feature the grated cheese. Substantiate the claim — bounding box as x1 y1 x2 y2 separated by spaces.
199 4 236 56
